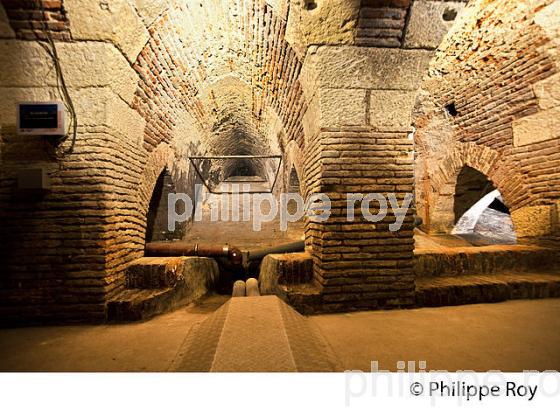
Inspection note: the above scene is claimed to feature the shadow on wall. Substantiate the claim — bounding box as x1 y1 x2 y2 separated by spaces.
145 168 185 242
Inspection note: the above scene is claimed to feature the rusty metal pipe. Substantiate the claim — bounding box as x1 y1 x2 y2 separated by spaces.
145 243 242 265
247 240 305 261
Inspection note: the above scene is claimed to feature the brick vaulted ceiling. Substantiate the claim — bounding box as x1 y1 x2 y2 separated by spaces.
0 0 466 160
131 0 308 158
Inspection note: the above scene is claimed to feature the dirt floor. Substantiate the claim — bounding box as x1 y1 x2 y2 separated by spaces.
1 297 559 372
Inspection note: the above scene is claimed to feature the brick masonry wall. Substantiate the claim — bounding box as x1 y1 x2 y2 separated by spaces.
0 0 521 321
414 0 560 238
303 126 416 310
0 3 148 322
133 0 308 155
1 0 70 40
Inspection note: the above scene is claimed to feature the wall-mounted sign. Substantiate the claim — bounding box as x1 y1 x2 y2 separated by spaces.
17 102 66 136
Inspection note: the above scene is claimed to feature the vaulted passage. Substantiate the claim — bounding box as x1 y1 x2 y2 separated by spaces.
0 0 559 328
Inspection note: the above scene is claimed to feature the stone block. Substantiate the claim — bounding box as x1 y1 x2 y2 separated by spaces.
0 86 142 145
0 40 138 104
126 256 185 289
70 87 145 143
320 88 367 127
305 46 433 91
534 0 560 50
259 252 314 295
109 257 219 321
285 0 359 57
534 72 560 110
512 206 554 237
302 93 321 139
512 106 560 146
65 0 149 63
370 89 417 131
133 0 168 27
403 1 465 49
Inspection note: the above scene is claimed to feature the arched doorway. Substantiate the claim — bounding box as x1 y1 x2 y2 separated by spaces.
452 166 516 245
145 168 185 242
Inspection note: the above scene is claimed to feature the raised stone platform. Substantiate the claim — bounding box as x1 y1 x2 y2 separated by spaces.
416 272 560 307
259 253 322 314
171 295 341 372
258 243 560 312
107 257 219 322
414 244 560 277
414 242 560 307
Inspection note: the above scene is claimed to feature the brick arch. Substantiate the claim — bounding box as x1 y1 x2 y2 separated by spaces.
136 142 197 243
138 143 175 215
132 0 309 156
284 140 304 194
427 142 527 233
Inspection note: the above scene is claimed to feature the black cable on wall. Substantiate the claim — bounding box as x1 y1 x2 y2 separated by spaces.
34 0 78 156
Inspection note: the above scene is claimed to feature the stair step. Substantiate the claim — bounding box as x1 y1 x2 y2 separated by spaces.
107 256 220 322
107 288 176 321
278 283 323 315
415 272 560 307
126 256 186 289
414 245 560 277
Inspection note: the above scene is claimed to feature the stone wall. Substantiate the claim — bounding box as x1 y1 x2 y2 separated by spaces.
414 0 560 239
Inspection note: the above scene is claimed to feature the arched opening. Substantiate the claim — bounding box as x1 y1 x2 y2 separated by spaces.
145 168 185 243
453 166 495 224
452 166 516 245
288 166 301 194
228 160 259 178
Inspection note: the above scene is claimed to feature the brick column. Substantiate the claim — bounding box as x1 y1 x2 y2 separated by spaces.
301 46 432 311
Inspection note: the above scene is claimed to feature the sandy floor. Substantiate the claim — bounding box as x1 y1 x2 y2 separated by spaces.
1 297 559 372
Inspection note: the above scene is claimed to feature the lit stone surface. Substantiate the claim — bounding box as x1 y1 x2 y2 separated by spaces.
285 0 359 57
0 40 138 103
403 0 466 49
534 72 560 110
64 0 149 62
414 0 560 241
369 89 417 131
304 46 433 90
513 106 560 147
319 88 367 127
512 206 555 238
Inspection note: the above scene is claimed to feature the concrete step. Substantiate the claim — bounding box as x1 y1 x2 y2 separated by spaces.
415 272 560 308
414 245 560 277
170 295 341 372
106 257 219 322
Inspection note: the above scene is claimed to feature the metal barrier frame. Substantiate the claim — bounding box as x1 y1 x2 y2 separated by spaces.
188 155 283 194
